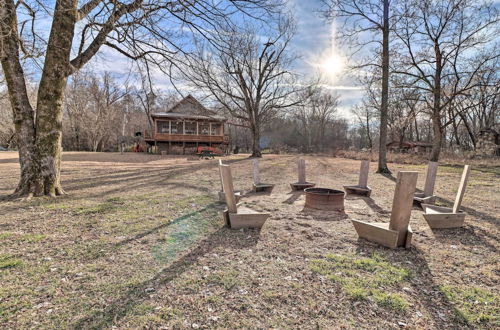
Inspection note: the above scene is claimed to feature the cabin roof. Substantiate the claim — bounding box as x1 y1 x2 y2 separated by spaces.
151 95 226 121
151 112 226 121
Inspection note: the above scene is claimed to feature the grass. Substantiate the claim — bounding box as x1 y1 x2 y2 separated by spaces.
311 253 410 312
0 254 22 269
440 285 499 327
0 232 46 242
0 153 498 328
206 270 240 290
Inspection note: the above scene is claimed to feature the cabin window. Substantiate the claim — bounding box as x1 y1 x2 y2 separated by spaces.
170 121 181 134
157 120 169 134
199 123 210 135
185 121 197 134
211 123 222 135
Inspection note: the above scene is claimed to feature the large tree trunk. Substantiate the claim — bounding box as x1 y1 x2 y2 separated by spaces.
0 0 40 197
430 42 443 162
251 124 262 158
377 0 391 174
430 112 443 161
32 0 77 196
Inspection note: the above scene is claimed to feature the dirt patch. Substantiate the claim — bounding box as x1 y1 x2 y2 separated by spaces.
0 152 498 328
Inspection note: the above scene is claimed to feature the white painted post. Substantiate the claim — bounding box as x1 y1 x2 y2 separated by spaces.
220 165 237 213
453 165 471 213
389 171 418 247
298 159 306 183
358 160 370 187
253 159 260 185
423 161 438 197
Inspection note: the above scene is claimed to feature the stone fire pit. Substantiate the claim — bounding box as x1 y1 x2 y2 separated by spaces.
304 188 345 211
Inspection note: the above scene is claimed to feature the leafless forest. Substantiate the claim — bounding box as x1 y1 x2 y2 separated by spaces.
1 1 498 179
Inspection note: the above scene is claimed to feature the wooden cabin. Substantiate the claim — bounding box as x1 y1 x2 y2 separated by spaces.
144 95 229 154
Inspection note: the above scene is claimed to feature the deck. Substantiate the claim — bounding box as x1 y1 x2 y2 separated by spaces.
145 132 229 144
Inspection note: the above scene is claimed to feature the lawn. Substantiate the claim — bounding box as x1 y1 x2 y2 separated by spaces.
0 152 498 329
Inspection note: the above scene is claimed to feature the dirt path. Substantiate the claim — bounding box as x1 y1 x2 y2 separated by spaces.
0 152 498 329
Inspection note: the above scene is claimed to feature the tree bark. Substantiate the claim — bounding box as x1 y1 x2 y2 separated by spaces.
0 0 40 197
251 124 262 157
430 41 443 162
377 0 391 174
33 0 78 196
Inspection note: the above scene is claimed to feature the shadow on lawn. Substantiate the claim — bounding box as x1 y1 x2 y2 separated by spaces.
73 222 260 329
282 191 303 205
0 157 248 201
354 243 458 327
430 225 498 252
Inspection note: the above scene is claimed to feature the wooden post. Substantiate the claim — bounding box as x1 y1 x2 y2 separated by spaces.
389 171 418 247
253 159 260 185
298 159 306 183
358 160 370 187
423 161 438 196
218 159 224 191
452 165 471 213
220 165 237 213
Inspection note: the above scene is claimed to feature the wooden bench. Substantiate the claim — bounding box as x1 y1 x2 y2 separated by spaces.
343 160 372 197
218 160 242 203
422 165 470 229
252 159 275 193
414 161 438 205
290 159 315 191
351 171 418 249
220 164 270 229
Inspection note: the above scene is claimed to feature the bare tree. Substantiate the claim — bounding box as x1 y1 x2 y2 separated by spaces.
324 0 393 173
0 0 280 197
180 19 300 157
393 0 499 161
294 85 340 152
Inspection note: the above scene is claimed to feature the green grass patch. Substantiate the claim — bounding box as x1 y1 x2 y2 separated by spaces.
18 233 46 242
440 285 499 326
310 253 410 312
74 197 126 215
0 233 14 240
207 270 240 290
0 255 22 269
0 232 46 243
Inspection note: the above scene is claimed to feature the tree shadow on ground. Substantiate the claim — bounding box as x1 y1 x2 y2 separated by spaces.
282 191 303 204
429 225 498 252
113 202 223 250
350 196 391 215
73 226 261 329
354 243 460 328
0 157 248 201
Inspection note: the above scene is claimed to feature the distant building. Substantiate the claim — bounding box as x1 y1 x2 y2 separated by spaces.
144 95 229 154
475 128 499 157
386 141 433 154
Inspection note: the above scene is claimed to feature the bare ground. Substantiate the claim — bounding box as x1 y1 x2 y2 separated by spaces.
0 152 498 329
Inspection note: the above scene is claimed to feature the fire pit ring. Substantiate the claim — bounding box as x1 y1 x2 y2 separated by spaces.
304 188 345 211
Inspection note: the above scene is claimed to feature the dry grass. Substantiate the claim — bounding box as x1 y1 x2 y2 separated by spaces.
0 151 499 329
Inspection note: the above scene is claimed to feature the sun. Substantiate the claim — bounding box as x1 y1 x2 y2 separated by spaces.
319 52 345 79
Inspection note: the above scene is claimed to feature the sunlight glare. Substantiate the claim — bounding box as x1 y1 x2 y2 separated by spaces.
319 52 345 79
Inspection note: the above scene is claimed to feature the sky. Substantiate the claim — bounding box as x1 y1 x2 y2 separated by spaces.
286 0 364 117
84 0 363 120
18 0 363 121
